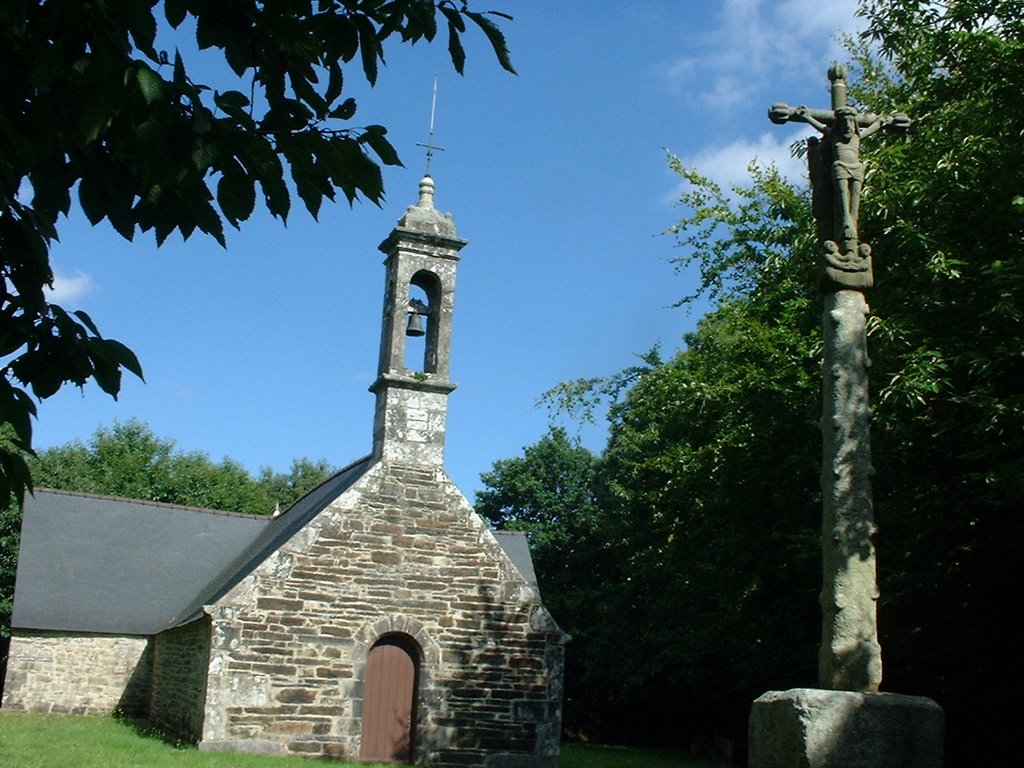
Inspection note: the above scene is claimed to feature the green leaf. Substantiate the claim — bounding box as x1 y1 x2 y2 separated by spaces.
154 213 176 246
0 381 37 452
329 137 384 204
325 61 344 104
329 97 357 120
71 310 101 336
446 21 466 75
415 1 438 42
214 90 250 111
360 125 402 167
173 49 186 84
193 107 213 135
222 36 253 77
0 447 33 509
103 339 145 381
195 3 238 51
122 1 159 60
290 71 329 119
165 0 188 28
295 179 326 219
87 339 122 397
217 165 257 227
355 14 381 85
466 12 516 74
187 195 226 247
77 174 106 226
438 4 466 33
135 65 164 104
192 141 219 171
260 173 292 221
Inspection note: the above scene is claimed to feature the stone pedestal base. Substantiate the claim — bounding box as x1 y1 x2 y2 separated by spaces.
748 688 943 768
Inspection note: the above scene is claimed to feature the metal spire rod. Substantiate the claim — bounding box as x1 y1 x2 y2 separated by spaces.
416 73 446 176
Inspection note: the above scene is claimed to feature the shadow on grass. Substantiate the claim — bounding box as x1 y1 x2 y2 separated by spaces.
559 741 719 768
110 711 393 766
112 709 190 749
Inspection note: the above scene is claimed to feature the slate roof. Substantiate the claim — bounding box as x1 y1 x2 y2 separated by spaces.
11 489 268 635
11 456 540 636
492 530 539 593
171 455 374 627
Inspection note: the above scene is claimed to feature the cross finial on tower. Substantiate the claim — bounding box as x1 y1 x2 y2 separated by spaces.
416 74 446 176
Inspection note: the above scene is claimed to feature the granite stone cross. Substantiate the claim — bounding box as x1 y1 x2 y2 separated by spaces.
770 64 910 290
769 64 909 693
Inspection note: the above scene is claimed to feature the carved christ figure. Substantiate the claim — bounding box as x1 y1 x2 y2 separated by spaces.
769 66 909 290
796 104 884 251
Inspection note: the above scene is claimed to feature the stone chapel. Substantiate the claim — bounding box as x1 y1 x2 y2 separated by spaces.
2 176 566 767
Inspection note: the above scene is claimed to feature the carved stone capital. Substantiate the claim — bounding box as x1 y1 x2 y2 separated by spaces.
821 240 873 291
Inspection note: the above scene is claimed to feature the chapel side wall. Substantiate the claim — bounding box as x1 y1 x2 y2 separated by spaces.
202 462 564 767
1 630 152 716
148 616 211 743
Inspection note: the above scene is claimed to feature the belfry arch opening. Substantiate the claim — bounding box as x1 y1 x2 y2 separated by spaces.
404 270 442 374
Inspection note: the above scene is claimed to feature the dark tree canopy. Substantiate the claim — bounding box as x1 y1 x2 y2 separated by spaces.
0 0 513 507
483 2 1023 761
475 427 615 738
28 419 333 513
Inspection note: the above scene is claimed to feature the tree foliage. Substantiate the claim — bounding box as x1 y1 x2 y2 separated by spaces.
482 2 1023 761
477 427 599 557
849 5 1024 762
0 0 514 508
536 165 827 746
475 427 614 737
29 419 332 513
476 427 604 622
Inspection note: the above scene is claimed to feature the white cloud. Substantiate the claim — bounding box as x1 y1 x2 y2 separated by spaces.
669 131 810 199
657 0 862 206
656 0 863 111
655 56 697 93
44 270 93 304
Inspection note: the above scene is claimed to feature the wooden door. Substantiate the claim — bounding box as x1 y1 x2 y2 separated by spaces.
360 641 417 763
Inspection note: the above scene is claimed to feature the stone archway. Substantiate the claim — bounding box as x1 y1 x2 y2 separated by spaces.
351 615 441 762
359 634 420 763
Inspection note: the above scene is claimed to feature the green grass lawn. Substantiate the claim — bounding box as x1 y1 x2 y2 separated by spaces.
0 714 384 768
0 713 711 768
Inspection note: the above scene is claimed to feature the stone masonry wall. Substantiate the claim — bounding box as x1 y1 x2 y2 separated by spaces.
1 630 151 715
201 460 564 767
149 616 211 743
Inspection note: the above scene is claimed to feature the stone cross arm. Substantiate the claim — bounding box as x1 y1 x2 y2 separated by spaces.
769 102 911 132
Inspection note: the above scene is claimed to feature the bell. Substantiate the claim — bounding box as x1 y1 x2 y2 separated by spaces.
405 311 426 337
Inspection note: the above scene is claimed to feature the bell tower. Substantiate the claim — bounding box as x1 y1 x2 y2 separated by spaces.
370 175 468 467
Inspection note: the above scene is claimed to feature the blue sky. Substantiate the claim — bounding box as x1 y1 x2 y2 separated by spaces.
36 0 862 500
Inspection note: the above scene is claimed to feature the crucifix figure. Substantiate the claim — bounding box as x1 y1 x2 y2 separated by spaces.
769 65 910 693
770 65 909 289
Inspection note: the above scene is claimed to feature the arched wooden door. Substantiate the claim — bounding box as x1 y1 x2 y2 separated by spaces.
360 637 418 763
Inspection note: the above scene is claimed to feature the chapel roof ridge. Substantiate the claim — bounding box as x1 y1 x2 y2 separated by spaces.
272 453 374 520
29 487 267 519
169 454 376 629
